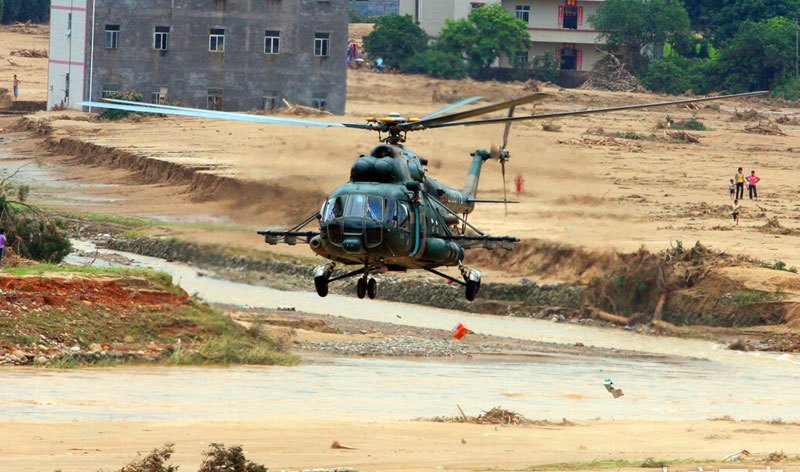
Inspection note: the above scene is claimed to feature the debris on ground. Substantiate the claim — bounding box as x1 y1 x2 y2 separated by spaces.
580 52 646 93
542 122 562 132
0 21 48 35
10 48 47 58
603 378 624 398
666 130 701 143
767 451 787 462
730 108 763 122
654 115 675 129
451 322 471 340
743 119 786 136
775 115 800 126
279 99 332 117
722 449 750 462
426 407 574 426
119 443 177 472
759 217 800 236
331 441 356 450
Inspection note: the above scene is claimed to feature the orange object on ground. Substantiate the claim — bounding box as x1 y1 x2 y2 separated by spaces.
451 322 471 339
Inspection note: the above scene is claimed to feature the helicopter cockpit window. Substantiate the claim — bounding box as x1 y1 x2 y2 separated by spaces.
367 196 383 221
324 196 345 221
344 194 367 218
397 202 410 229
385 199 396 224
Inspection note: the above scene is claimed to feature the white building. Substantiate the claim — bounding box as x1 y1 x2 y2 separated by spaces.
48 1 89 110
399 0 605 72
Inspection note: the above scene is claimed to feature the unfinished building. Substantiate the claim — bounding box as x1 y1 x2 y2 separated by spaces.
48 0 348 114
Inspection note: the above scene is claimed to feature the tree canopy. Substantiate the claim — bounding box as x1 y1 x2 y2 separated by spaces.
590 0 691 72
362 14 429 70
683 0 800 41
717 17 797 93
437 4 529 76
2 0 49 24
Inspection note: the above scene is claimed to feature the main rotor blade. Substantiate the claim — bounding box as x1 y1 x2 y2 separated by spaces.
81 100 370 129
425 91 770 129
402 92 550 130
421 96 483 120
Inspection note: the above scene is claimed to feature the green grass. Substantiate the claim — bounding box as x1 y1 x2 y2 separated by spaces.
59 210 258 233
1 263 174 287
165 335 298 366
724 289 781 307
673 115 711 131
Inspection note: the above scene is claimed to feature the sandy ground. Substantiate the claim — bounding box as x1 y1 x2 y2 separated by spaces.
0 26 49 103
1 419 798 471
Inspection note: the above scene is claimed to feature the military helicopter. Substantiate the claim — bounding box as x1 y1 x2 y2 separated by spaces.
84 90 766 301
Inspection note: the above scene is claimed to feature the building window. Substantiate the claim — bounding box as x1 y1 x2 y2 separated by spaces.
208 89 223 110
314 32 330 57
104 25 120 49
515 5 530 23
101 84 119 98
209 28 226 52
470 2 485 10
154 26 170 51
264 30 280 54
563 4 578 29
263 91 279 110
312 92 327 111
513 51 529 68
151 86 168 104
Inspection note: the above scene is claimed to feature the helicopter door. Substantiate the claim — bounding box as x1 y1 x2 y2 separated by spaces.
396 201 415 254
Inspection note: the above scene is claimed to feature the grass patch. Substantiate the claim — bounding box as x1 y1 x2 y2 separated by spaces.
166 335 298 366
724 289 781 307
1 263 174 287
60 211 154 227
673 115 711 131
497 457 709 471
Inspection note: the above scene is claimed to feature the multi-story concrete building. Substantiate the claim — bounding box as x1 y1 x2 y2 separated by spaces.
349 0 399 17
399 0 605 72
48 0 348 114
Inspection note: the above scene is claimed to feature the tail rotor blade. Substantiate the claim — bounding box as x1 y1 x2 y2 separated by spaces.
501 106 515 217
502 160 508 217
502 106 515 149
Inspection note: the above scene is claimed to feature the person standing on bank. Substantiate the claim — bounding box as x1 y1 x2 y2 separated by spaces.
12 75 20 100
747 170 760 200
734 167 745 200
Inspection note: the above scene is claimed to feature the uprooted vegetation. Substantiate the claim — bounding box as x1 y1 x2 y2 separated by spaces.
425 407 575 427
0 264 297 366
583 242 791 327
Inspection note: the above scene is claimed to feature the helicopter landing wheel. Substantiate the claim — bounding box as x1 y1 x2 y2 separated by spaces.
367 278 378 299
356 278 367 299
465 279 480 301
314 274 329 298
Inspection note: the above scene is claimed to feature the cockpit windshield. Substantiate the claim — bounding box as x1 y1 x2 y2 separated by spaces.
344 194 367 218
324 194 391 223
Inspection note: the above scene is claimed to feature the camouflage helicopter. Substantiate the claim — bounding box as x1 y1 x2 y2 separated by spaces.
85 90 766 301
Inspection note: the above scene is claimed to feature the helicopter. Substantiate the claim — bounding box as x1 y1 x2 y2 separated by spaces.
84 90 767 301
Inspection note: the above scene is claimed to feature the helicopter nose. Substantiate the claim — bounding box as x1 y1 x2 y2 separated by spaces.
342 236 364 253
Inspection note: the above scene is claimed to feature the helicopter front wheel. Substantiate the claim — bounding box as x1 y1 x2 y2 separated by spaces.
367 278 378 299
314 274 329 297
357 278 367 299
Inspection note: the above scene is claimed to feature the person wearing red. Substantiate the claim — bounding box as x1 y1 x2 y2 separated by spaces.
746 170 760 200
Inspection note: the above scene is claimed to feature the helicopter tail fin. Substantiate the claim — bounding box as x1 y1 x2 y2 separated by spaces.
463 150 491 198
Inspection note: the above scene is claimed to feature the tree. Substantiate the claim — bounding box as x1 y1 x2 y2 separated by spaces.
362 14 428 70
2 0 50 24
437 4 529 77
403 48 468 79
683 0 800 42
589 0 691 72
717 17 797 93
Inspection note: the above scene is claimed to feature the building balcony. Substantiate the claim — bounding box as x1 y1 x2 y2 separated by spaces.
527 27 602 45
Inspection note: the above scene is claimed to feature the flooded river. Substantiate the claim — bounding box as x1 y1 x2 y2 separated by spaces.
0 242 793 422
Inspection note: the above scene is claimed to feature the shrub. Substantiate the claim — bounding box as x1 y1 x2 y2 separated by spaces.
673 114 710 131
99 91 143 120
639 55 717 95
530 52 559 83
772 77 800 101
403 48 468 79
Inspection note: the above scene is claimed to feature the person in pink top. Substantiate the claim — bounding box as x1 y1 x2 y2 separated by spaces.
746 170 760 200
0 228 6 264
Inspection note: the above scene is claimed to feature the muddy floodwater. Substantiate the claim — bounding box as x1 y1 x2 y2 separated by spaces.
0 242 790 423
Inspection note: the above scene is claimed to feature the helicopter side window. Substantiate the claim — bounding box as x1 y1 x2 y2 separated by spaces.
367 196 383 221
344 194 366 218
397 202 410 229
329 196 345 219
385 199 396 225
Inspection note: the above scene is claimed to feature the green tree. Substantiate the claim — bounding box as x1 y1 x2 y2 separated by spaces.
437 4 529 77
403 48 468 79
717 17 797 93
683 0 800 42
640 55 717 95
362 14 428 70
589 0 691 72
2 0 49 24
